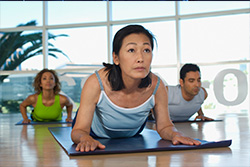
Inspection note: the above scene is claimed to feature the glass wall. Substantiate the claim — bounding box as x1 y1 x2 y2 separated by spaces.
111 1 175 20
48 26 108 69
180 14 250 63
48 1 107 25
0 1 42 28
0 1 249 118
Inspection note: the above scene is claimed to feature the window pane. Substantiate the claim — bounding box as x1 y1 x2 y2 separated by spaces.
48 26 107 69
0 1 42 28
112 21 176 66
60 71 93 107
21 56 44 71
152 67 178 86
0 30 44 71
48 2 107 25
111 1 175 21
180 14 250 63
143 22 177 66
179 1 250 15
0 73 36 113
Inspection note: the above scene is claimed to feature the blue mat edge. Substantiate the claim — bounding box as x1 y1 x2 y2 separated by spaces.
68 139 232 156
15 120 72 125
147 119 223 123
15 116 72 125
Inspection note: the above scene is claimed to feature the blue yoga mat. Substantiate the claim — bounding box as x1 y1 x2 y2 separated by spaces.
15 116 72 125
147 119 223 123
48 127 232 156
172 119 223 123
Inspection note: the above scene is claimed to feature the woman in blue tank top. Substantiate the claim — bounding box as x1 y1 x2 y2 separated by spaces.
71 25 201 152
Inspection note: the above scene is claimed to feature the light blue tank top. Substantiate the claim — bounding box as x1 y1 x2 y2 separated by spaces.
168 85 205 121
91 71 160 138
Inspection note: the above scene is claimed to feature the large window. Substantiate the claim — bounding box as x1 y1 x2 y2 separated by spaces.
179 1 250 15
0 1 249 117
48 1 107 25
48 26 108 69
180 14 250 63
112 21 177 66
111 1 175 21
0 2 42 28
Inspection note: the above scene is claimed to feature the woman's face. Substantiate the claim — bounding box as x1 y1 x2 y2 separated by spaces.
40 72 56 90
113 33 152 81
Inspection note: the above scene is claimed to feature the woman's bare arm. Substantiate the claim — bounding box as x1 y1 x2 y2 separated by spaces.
71 73 105 152
19 94 37 123
153 77 201 145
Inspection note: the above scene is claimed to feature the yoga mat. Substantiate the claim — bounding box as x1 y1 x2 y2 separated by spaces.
15 116 72 125
147 119 223 123
49 127 231 156
173 119 223 123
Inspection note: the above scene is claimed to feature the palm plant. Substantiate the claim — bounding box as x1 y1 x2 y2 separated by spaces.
0 20 69 83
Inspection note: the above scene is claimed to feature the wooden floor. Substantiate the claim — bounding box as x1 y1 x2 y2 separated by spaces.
0 112 250 167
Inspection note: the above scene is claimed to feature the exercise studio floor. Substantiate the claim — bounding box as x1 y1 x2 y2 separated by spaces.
0 112 249 167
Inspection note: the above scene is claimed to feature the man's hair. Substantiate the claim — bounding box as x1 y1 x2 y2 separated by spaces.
103 24 156 91
33 68 61 94
180 63 200 81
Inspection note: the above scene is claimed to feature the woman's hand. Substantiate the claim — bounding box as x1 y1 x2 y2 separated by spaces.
75 135 106 152
66 117 73 122
194 115 214 121
172 133 201 146
22 118 31 124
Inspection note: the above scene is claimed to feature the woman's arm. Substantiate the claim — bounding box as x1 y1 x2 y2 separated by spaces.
19 94 37 123
71 73 105 152
60 95 73 122
153 78 201 145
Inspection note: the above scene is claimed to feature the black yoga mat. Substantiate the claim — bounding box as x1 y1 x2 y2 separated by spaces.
15 116 72 125
48 127 232 156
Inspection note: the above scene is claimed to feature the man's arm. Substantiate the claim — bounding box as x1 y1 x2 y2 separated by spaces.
194 87 213 121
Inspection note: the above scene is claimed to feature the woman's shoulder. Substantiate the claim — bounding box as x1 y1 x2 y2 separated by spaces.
151 73 167 93
59 94 68 100
26 93 39 103
151 73 158 82
151 73 163 86
58 94 72 106
29 93 39 98
96 68 109 78
82 68 107 92
86 69 106 84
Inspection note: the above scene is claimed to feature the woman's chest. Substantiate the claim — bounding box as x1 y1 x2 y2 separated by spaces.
105 90 152 108
41 99 56 107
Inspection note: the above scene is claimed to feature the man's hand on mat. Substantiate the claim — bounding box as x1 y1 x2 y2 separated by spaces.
66 117 73 122
75 136 106 152
194 115 214 121
172 134 201 146
22 118 31 124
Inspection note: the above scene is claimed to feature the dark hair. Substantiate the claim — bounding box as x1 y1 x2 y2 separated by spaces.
180 63 200 81
33 68 61 94
103 24 155 91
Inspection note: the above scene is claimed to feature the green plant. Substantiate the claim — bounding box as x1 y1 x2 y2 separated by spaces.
0 20 70 83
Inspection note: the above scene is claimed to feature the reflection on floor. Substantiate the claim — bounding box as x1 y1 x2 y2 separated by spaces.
0 112 249 167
